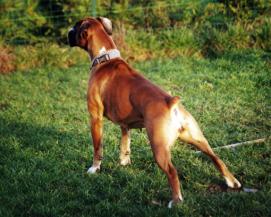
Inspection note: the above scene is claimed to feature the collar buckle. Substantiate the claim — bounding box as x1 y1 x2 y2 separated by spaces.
91 49 121 68
98 54 110 64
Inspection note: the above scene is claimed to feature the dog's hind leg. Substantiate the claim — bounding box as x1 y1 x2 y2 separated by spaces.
178 108 241 189
120 126 131 166
150 138 183 208
146 117 183 208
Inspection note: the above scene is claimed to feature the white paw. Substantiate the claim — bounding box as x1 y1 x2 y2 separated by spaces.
87 165 100 174
224 176 241 188
168 200 174 209
120 156 131 166
168 195 183 208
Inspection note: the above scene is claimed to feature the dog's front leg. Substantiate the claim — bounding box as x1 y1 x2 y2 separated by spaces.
120 126 131 166
87 117 103 174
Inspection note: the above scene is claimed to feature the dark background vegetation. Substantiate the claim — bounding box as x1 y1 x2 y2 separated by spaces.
0 0 271 73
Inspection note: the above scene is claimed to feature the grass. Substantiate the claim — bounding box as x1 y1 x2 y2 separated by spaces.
0 50 270 217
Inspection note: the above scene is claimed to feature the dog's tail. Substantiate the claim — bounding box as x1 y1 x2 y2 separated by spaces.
166 96 180 109
166 96 184 132
165 96 183 145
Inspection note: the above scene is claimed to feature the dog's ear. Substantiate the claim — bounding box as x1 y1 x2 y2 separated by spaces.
79 22 90 39
97 17 112 35
80 29 88 40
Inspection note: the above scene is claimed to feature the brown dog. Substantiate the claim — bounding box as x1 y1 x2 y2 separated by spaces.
68 17 241 208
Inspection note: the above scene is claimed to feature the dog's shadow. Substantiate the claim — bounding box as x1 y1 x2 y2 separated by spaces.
171 145 232 192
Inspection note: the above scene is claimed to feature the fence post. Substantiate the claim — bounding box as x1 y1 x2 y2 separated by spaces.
91 0 96 17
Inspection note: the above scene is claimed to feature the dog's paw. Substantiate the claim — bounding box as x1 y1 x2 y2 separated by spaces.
224 176 242 189
168 195 183 208
120 156 131 166
87 165 100 174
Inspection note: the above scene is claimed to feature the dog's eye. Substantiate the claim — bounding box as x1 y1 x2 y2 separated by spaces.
81 22 91 29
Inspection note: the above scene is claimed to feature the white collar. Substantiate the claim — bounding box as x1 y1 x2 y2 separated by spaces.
91 49 121 68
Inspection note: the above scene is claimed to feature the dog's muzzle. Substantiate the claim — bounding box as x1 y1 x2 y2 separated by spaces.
68 27 76 47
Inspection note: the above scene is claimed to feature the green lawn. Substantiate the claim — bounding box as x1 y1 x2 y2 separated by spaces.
0 50 270 217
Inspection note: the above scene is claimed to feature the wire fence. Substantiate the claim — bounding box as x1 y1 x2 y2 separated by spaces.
1 1 271 45
4 2 193 21
4 1 271 21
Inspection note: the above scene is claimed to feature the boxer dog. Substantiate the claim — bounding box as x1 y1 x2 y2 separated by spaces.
68 17 241 208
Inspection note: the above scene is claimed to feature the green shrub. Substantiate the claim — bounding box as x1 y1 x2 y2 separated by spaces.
195 22 225 58
226 22 251 49
253 17 271 51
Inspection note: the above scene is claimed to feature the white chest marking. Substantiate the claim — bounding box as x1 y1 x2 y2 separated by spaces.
99 47 106 55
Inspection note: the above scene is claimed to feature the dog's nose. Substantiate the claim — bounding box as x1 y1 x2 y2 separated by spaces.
68 27 75 33
68 27 76 47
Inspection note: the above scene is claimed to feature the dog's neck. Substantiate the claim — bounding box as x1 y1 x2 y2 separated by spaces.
87 30 117 60
87 30 121 68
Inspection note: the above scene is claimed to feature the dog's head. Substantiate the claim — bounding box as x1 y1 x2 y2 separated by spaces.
68 17 112 49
